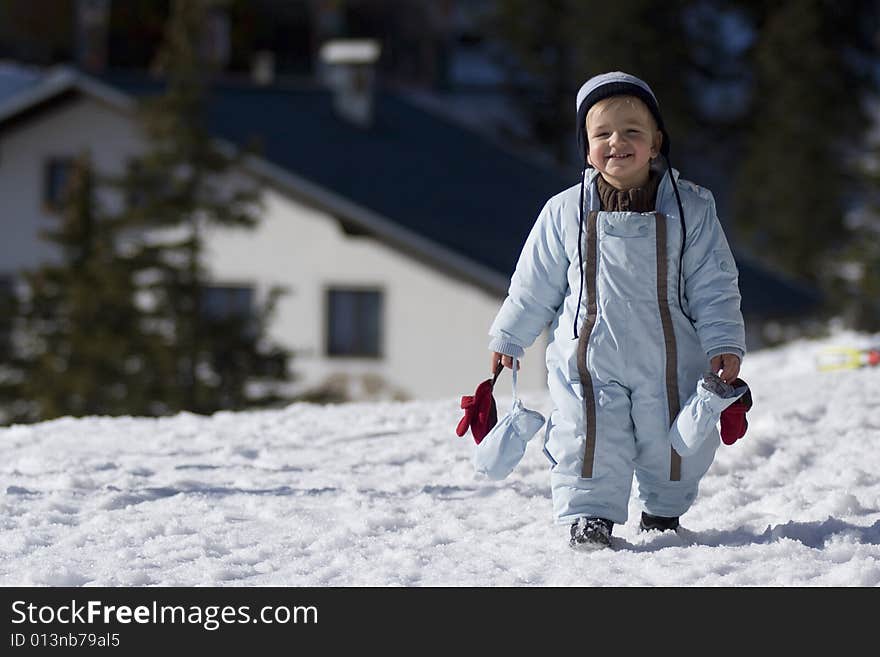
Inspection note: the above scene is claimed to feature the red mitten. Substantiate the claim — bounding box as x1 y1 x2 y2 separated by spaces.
456 378 498 444
456 394 476 437
470 379 498 444
720 379 752 445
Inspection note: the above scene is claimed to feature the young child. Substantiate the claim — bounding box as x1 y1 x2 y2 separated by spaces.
488 71 746 549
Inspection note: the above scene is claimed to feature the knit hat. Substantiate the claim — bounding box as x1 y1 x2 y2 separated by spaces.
575 71 670 164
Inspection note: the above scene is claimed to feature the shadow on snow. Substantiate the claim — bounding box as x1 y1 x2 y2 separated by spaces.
613 517 880 552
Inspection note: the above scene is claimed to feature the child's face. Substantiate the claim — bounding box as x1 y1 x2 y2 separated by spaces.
586 96 663 190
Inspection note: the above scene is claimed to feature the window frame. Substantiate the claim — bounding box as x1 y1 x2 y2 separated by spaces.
43 156 75 212
200 284 255 322
324 286 384 359
199 283 258 338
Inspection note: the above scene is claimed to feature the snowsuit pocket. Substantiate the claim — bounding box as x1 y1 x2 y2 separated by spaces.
713 249 739 277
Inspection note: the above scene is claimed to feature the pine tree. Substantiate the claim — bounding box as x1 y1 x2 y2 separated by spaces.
10 154 164 421
489 0 697 167
116 0 291 414
0 273 25 422
828 145 880 331
488 0 577 165
732 0 878 286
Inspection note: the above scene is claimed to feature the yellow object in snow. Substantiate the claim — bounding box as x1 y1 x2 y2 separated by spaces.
816 347 880 371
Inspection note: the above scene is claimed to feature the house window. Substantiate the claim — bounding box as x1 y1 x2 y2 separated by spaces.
44 157 74 210
124 159 146 209
201 285 254 322
326 288 383 358
200 285 257 339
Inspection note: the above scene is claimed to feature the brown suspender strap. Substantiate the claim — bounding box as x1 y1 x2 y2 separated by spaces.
578 211 599 478
655 212 682 481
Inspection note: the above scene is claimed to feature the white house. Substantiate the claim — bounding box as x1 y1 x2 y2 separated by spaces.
0 64 821 408
0 66 557 403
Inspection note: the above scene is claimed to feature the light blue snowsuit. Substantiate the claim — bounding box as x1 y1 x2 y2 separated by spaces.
488 166 746 526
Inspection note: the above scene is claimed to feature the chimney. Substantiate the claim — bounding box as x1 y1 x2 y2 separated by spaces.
202 5 231 70
318 39 382 128
252 50 276 86
75 0 110 73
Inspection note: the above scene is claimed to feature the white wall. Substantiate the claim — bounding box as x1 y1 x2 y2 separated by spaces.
0 96 141 271
203 189 549 401
0 94 549 403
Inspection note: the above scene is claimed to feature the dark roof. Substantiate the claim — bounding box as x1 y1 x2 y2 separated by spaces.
734 256 823 319
0 64 41 102
101 71 567 290
4 68 821 318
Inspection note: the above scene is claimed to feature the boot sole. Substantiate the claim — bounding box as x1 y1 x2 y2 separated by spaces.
569 532 612 551
639 523 680 533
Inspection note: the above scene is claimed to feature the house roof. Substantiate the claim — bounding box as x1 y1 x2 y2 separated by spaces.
0 63 42 101
0 66 820 317
97 69 569 295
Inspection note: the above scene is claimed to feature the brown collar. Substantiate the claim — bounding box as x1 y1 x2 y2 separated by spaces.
596 171 661 213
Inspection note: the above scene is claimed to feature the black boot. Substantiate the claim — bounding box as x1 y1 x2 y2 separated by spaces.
639 511 680 532
569 517 613 550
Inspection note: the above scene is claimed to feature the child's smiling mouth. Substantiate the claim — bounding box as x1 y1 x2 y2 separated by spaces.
606 153 632 160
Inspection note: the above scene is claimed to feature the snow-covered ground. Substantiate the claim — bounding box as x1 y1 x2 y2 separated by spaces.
2 332 879 586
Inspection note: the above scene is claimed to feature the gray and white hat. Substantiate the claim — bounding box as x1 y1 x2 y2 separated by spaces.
575 71 670 164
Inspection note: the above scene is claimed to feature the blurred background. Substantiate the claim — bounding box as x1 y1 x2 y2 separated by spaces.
0 0 878 423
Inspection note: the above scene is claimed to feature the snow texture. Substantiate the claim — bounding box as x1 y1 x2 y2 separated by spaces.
2 331 879 586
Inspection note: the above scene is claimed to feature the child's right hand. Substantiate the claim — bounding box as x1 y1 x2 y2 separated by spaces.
491 351 520 373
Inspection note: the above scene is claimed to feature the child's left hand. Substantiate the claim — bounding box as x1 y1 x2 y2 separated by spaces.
710 353 741 384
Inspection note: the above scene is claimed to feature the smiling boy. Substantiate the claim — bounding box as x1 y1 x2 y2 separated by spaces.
488 72 746 549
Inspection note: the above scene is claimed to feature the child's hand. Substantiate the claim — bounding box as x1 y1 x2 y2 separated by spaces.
490 351 520 373
710 353 741 384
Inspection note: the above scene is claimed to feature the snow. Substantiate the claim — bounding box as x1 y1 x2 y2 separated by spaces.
2 331 879 586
